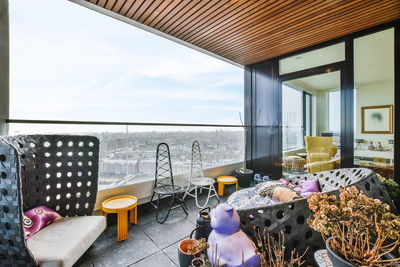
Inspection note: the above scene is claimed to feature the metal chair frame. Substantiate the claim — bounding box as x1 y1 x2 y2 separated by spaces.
183 141 219 208
150 143 187 223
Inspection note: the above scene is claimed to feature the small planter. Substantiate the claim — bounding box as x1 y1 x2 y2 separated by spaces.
326 237 356 267
191 257 205 267
234 169 254 188
326 237 397 267
178 239 200 267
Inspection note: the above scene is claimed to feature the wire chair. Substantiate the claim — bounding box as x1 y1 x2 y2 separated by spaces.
183 141 219 208
150 142 187 223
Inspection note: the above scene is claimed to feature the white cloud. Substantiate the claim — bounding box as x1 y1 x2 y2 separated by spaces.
9 0 244 125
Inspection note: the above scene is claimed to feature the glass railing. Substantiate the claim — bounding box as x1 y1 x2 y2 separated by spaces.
6 120 245 191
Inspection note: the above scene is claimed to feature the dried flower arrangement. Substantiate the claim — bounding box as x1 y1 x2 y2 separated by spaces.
196 238 209 266
187 244 197 256
256 229 307 267
198 238 210 254
308 186 400 266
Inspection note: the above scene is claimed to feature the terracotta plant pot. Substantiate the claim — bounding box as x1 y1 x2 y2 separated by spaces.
326 237 396 267
178 239 200 267
234 169 254 188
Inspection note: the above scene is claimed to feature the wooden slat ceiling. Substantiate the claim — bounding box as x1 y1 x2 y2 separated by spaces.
85 0 400 66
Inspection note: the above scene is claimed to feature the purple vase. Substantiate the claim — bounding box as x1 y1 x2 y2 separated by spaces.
207 203 260 267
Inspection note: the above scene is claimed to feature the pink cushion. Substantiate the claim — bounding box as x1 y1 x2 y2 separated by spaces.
300 178 320 198
279 178 290 186
279 178 302 193
23 206 62 240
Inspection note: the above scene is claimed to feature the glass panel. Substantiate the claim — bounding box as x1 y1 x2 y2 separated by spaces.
328 90 341 133
282 71 341 177
8 123 244 190
304 92 312 137
282 84 303 151
279 42 345 75
354 28 394 179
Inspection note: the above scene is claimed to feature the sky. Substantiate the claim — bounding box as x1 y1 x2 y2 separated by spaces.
8 0 244 133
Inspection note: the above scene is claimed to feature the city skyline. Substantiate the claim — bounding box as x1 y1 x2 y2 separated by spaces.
95 130 244 190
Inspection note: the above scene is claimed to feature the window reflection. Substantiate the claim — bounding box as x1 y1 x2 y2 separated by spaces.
282 71 341 177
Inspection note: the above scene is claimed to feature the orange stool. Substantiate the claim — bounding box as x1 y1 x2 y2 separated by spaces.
217 176 238 196
101 195 137 241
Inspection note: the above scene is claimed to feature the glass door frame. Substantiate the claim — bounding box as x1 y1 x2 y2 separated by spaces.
278 51 354 169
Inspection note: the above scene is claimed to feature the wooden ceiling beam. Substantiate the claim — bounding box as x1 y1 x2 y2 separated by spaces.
77 0 400 65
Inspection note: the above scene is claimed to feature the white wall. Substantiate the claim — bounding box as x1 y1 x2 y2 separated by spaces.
315 90 328 136
355 80 394 150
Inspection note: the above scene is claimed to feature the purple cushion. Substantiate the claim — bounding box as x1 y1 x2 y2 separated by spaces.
23 206 62 240
300 178 320 198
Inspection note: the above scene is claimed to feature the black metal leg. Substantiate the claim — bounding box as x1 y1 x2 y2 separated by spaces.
156 194 175 224
150 192 156 209
177 192 188 215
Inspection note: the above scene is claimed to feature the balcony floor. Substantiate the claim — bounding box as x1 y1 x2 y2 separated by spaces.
74 185 237 267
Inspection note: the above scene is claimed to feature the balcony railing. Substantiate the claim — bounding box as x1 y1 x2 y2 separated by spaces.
6 119 245 191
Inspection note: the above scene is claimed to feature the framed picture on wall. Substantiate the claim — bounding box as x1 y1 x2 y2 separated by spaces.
361 105 393 134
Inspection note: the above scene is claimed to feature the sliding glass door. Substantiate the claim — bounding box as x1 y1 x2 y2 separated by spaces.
282 71 342 177
278 26 397 179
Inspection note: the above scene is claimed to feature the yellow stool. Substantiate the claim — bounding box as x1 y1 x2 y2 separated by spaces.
217 176 238 196
101 195 137 241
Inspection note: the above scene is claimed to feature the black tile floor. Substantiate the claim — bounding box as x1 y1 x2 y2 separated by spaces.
73 185 236 267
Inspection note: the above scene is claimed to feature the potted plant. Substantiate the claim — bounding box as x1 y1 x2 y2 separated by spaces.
235 111 260 188
178 238 200 267
191 257 205 267
376 173 400 208
308 186 400 267
256 230 307 267
190 238 208 267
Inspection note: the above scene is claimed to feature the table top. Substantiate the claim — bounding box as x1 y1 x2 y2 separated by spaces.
217 176 237 183
354 149 394 160
102 195 137 212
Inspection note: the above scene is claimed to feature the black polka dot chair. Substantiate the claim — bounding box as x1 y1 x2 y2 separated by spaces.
233 168 395 265
0 135 105 266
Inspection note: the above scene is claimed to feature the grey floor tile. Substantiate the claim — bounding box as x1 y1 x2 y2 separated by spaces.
136 205 157 226
86 188 236 267
162 238 186 266
90 227 160 267
73 251 93 267
129 250 177 267
139 214 195 249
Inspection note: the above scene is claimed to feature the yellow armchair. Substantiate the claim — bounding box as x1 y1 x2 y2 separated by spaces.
304 136 338 173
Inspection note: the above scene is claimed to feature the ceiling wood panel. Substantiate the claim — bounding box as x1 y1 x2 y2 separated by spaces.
146 0 186 28
232 3 398 61
169 0 233 37
156 1 203 32
222 0 386 57
105 0 117 10
82 0 400 65
97 0 107 7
